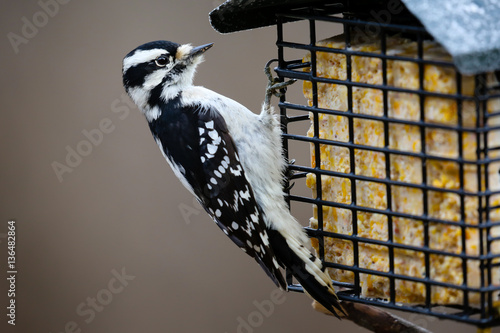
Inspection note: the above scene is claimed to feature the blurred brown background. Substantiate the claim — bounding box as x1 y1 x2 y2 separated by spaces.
0 1 484 332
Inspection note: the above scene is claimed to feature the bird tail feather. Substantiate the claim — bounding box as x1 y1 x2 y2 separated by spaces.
267 229 346 318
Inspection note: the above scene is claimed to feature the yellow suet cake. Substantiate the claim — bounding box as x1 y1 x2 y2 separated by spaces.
302 33 500 304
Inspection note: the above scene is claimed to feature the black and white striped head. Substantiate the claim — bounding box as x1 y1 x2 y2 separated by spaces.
122 40 213 110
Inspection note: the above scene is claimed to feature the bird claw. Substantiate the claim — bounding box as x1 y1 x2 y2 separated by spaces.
284 158 296 191
268 80 297 98
264 59 296 105
285 182 295 192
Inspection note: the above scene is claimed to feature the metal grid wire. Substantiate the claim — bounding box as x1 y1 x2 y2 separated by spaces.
274 3 500 328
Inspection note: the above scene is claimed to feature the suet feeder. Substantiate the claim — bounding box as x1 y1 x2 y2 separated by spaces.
211 0 500 328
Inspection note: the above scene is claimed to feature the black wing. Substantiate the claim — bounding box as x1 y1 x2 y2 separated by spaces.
149 100 286 289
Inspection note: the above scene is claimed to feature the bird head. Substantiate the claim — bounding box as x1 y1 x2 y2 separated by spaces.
122 40 213 109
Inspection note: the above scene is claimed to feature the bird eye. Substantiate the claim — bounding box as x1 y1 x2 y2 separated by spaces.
155 55 169 67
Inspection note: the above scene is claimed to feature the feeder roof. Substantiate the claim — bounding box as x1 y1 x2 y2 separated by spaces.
209 0 500 74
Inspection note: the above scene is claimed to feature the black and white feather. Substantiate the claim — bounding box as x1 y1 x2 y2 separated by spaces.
122 40 344 317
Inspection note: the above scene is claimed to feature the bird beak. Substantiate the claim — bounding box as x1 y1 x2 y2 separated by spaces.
190 43 214 58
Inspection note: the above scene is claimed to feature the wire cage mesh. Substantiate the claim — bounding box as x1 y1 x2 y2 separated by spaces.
274 2 500 328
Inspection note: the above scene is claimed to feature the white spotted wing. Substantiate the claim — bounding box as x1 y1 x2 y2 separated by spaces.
196 110 286 289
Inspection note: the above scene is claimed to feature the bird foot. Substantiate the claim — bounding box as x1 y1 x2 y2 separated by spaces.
264 59 296 106
284 158 296 192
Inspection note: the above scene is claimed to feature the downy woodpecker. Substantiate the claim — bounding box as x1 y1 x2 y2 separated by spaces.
122 40 344 317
